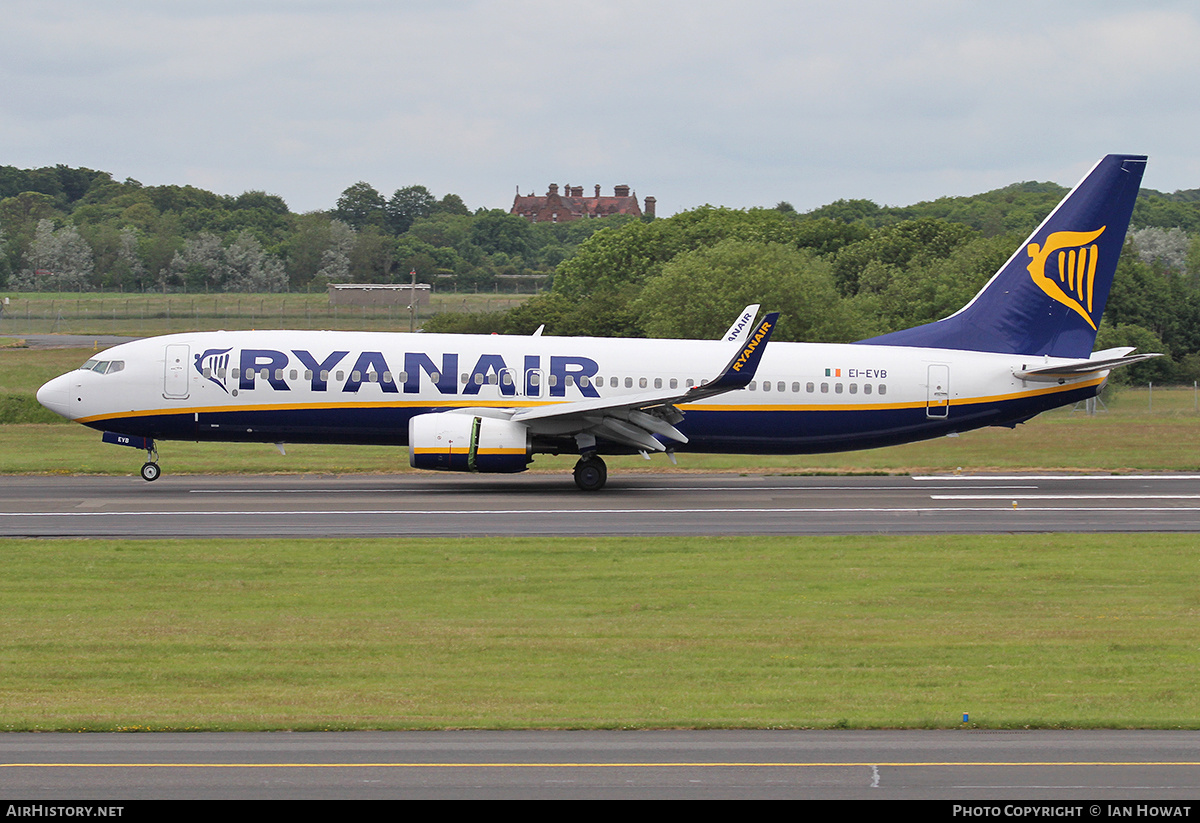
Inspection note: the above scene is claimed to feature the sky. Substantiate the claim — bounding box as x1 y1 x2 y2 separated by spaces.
4 0 1199 216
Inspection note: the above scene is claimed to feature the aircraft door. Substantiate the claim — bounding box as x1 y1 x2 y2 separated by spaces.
926 364 949 418
164 344 190 399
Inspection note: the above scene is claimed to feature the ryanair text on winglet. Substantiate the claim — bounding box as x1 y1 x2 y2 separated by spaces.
730 318 773 372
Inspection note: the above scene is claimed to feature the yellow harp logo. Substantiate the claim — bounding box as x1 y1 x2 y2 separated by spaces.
1025 227 1106 330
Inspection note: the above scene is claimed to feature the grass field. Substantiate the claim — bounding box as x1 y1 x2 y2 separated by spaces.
0 291 528 337
1 534 1197 731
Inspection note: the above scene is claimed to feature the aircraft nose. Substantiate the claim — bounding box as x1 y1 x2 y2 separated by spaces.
36 373 73 420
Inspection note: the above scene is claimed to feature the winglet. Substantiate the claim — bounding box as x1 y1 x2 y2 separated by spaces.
688 311 779 399
720 304 760 343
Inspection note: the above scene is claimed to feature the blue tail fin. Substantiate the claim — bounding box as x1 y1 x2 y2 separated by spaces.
858 154 1147 358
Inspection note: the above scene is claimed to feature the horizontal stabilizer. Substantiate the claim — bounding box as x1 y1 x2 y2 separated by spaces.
1013 348 1161 382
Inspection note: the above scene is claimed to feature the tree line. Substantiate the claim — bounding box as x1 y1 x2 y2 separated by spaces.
4 163 1200 381
0 165 636 295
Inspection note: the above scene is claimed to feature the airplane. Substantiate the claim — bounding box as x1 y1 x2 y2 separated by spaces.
37 154 1155 491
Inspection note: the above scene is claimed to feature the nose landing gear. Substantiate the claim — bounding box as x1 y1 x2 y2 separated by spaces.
140 442 160 482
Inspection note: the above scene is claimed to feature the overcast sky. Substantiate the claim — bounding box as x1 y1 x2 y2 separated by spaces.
4 1 1198 216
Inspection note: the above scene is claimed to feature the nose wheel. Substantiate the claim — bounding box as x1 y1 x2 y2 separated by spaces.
573 454 607 492
140 443 160 482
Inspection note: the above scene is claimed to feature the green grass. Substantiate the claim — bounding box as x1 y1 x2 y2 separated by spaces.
0 291 529 336
1 534 1196 731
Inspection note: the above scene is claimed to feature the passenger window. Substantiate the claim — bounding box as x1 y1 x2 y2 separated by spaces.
835 383 843 394
625 377 633 388
639 377 647 388
806 382 814 393
864 384 872 395
820 383 829 393
670 378 678 389
879 384 887 396
762 381 770 392
849 383 857 394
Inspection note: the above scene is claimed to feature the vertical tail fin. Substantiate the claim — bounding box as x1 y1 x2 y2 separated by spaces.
858 154 1147 358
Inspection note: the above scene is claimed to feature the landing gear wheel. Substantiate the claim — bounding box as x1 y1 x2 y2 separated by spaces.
573 455 607 492
140 462 161 482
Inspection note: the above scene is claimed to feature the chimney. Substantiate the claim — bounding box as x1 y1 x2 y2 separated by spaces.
614 184 631 198
595 184 601 198
644 196 656 218
548 183 559 196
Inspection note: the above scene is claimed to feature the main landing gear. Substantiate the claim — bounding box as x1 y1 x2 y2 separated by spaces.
573 454 607 492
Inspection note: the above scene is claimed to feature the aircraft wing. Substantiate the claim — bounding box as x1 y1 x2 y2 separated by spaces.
1012 347 1162 382
510 312 779 452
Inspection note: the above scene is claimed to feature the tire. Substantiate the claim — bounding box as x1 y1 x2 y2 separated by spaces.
140 462 161 482
573 457 607 492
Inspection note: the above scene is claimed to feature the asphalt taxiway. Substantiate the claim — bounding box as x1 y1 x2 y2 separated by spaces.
3 472 1200 537
3 730 1200 800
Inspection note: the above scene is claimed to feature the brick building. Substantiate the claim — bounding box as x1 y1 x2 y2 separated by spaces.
511 183 656 223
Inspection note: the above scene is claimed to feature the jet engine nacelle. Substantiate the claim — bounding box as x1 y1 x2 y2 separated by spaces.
408 412 531 473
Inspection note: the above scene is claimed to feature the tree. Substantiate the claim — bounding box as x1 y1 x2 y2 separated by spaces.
333 182 386 230
167 232 226 292
386 185 436 234
314 220 356 285
12 219 94 291
223 231 288 292
111 227 148 291
634 239 871 343
1131 227 1190 272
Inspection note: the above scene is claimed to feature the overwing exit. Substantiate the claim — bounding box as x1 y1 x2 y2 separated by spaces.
38 155 1154 490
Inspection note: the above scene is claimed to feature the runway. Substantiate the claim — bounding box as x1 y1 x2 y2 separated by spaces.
3 472 1200 537
4 730 1200 800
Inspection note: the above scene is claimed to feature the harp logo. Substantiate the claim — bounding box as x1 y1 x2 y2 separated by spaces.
194 347 233 393
1025 227 1106 329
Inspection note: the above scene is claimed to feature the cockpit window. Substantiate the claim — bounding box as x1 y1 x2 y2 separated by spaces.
79 359 125 375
